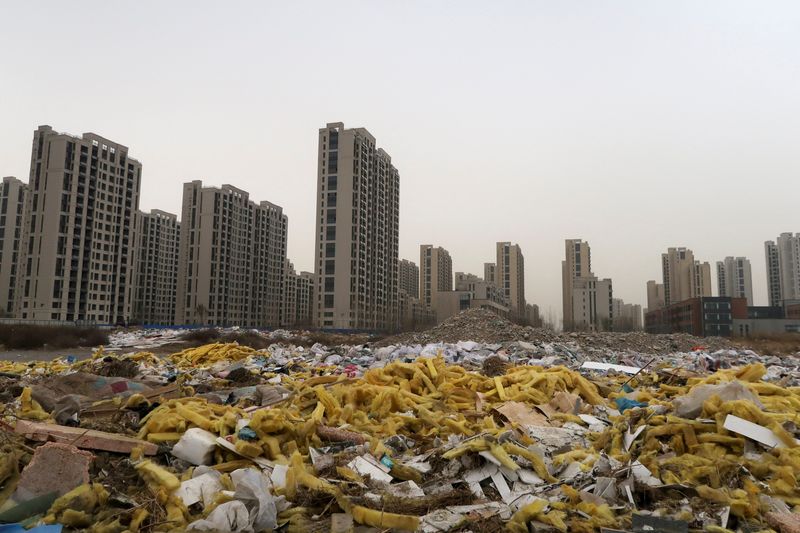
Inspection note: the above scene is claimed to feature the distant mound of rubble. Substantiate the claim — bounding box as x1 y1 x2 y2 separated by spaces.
379 308 733 353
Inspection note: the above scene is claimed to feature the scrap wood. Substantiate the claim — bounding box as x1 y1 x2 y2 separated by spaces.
12 419 158 455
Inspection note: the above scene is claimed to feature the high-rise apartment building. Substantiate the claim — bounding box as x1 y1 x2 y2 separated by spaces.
561 239 613 331
777 233 800 303
175 181 287 327
282 259 298 328
484 263 496 287
661 247 711 306
0 177 28 315
297 271 314 327
15 126 141 323
716 256 753 305
314 123 399 330
765 241 782 307
133 210 180 325
562 239 592 330
496 242 525 319
399 259 419 299
612 298 643 331
420 245 452 310
570 277 613 331
646 280 665 311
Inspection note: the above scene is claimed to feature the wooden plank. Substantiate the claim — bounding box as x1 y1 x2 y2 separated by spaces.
13 419 158 455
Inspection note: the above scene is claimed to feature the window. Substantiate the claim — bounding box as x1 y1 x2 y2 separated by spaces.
324 294 334 308
325 243 335 257
326 226 336 241
326 210 336 224
325 277 335 292
328 175 337 190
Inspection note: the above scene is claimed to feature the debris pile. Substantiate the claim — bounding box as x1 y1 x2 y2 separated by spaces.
1 314 800 531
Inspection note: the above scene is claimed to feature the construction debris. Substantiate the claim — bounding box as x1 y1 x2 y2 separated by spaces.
1 311 800 531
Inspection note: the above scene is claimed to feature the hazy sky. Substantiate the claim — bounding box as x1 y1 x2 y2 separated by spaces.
2 1 799 323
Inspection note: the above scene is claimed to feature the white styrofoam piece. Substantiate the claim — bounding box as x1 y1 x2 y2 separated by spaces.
347 456 393 484
172 428 219 465
581 361 641 374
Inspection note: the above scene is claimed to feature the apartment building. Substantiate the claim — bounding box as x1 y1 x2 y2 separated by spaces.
314 123 400 330
297 271 314 327
15 126 141 323
399 258 419 299
282 260 298 328
661 247 711 306
562 239 592 331
0 177 28 315
765 241 783 307
175 181 287 328
433 272 510 324
765 233 800 305
420 245 452 311
561 239 614 331
569 277 613 331
484 263 496 286
716 256 753 305
526 303 542 327
496 242 526 319
133 210 180 325
646 280 665 312
612 298 643 331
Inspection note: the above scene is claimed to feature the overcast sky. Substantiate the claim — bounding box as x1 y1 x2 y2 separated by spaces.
1 1 798 323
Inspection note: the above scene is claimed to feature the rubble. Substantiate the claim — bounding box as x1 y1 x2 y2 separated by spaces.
1 311 800 531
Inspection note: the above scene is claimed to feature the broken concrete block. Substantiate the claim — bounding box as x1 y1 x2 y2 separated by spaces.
15 442 93 500
172 428 219 465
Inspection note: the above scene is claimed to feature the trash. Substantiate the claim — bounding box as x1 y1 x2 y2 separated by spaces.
176 469 223 507
722 414 798 448
172 428 220 465
614 397 648 413
631 513 689 533
766 511 800 533
2 309 800 531
11 420 158 455
14 443 93 499
581 361 642 374
673 380 764 419
347 456 393 484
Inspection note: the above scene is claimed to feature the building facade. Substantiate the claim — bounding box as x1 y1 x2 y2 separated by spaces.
765 234 800 307
15 126 142 324
484 263 496 287
296 271 314 327
562 239 593 331
646 280 665 312
765 241 783 307
716 256 753 305
420 245 452 311
0 177 28 315
569 277 613 331
314 123 399 330
433 272 510 324
612 298 643 331
399 258 419 299
282 260 298 328
661 247 711 306
496 242 525 320
175 181 287 328
645 297 747 337
133 210 180 325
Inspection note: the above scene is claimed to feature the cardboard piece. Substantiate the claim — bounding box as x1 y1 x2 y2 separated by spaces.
494 401 550 427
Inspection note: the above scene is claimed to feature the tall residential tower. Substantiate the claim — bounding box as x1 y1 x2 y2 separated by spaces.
313 123 400 330
716 256 753 305
0 177 28 315
15 126 141 323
